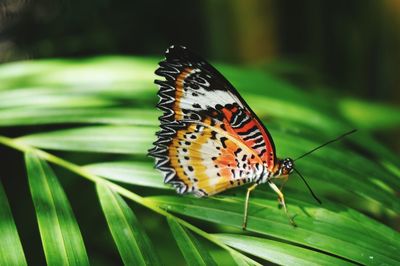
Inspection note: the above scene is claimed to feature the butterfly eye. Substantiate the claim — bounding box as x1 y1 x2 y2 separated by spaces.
282 158 292 168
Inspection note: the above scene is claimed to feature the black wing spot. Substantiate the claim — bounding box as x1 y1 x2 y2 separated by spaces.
220 137 228 148
234 148 242 156
190 113 200 120
210 131 217 140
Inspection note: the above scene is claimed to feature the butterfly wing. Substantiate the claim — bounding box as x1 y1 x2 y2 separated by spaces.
151 117 264 196
149 45 276 196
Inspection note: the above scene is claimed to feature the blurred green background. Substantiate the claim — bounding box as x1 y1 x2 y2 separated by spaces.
2 0 400 103
1 0 399 265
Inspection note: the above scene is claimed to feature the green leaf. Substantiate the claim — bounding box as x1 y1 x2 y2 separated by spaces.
272 130 400 213
167 217 217 266
0 108 158 127
245 94 347 132
151 193 400 266
18 126 155 154
0 56 155 92
0 181 27 266
351 132 400 169
85 161 168 189
1 55 399 266
96 184 160 266
0 88 112 109
25 152 89 266
229 254 252 266
215 234 352 266
339 98 400 130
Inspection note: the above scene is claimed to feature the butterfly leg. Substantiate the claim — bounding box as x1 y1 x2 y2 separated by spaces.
277 176 288 206
268 181 297 227
242 183 258 230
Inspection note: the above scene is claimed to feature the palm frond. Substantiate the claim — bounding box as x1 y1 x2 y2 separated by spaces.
0 181 27 266
167 217 217 266
0 56 399 265
97 184 161 265
25 152 89 265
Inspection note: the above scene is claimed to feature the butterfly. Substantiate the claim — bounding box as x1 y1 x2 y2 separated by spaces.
149 45 350 229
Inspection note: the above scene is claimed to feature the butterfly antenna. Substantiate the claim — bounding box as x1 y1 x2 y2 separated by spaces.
294 129 357 161
294 168 322 204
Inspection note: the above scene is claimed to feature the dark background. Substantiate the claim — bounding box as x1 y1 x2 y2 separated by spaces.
2 0 400 103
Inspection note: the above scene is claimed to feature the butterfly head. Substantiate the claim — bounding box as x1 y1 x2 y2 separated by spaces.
275 158 294 177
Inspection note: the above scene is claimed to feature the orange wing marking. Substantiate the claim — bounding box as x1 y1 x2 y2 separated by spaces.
174 67 193 120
